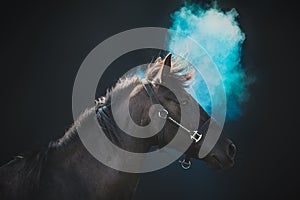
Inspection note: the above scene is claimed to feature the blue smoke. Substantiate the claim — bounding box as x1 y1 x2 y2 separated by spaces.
168 4 248 120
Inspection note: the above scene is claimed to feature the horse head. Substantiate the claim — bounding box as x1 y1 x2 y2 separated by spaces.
126 54 236 169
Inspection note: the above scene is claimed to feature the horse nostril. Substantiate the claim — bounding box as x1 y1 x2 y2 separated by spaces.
227 143 236 158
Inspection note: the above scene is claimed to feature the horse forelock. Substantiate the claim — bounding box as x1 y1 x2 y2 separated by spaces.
146 55 195 88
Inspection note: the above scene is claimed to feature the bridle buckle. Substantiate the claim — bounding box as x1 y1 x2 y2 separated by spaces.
191 131 202 143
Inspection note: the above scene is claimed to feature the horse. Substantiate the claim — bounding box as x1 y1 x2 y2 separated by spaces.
0 54 236 200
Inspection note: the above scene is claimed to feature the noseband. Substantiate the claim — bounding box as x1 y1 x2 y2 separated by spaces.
142 79 210 169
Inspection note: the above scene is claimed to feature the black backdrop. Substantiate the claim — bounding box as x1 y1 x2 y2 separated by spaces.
0 0 298 199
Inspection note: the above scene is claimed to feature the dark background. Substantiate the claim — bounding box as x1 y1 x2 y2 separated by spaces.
0 0 298 199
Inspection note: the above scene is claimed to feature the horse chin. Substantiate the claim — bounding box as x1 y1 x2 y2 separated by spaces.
204 155 235 170
206 158 224 170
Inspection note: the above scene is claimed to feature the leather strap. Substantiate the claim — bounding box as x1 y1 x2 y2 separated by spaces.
142 79 160 105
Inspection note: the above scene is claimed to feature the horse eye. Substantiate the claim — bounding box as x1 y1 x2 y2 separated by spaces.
181 99 188 105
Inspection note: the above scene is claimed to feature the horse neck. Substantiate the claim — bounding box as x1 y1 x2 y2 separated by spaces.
47 109 142 199
101 82 155 153
44 81 153 199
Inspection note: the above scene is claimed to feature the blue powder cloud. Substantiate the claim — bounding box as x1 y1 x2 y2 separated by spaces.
168 4 248 120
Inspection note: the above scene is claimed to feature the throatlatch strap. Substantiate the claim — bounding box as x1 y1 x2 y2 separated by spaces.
142 79 160 105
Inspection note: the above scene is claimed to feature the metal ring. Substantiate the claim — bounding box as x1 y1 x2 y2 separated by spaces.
179 159 191 170
158 109 168 119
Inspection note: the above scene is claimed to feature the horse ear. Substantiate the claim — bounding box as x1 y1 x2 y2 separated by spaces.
159 53 172 83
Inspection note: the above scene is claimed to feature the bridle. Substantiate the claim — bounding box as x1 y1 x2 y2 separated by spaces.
142 79 211 169
142 79 203 143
